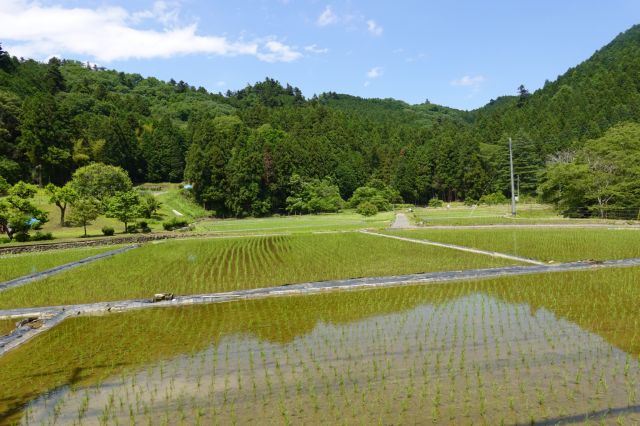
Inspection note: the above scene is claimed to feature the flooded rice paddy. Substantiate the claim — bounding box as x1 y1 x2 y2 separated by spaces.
1 266 639 424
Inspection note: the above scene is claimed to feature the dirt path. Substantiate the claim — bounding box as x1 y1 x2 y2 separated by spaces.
3 256 640 357
0 245 139 292
390 213 416 229
362 230 546 265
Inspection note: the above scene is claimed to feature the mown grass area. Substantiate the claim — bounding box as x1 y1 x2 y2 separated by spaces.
0 233 517 309
0 246 119 282
154 186 208 222
4 185 206 243
29 191 122 239
195 210 395 234
1 266 639 424
387 227 640 262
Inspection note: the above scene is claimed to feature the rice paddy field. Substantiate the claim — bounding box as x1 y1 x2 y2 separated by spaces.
195 211 395 234
411 203 610 226
0 246 119 282
3 214 640 425
386 228 640 262
0 233 517 309
2 266 640 425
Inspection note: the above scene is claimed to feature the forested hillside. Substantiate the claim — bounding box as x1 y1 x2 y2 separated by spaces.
3 23 640 217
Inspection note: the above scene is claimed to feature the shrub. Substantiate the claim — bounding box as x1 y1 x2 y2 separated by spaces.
139 193 161 218
13 232 30 242
479 192 508 205
357 201 378 217
137 220 151 233
126 224 139 233
163 218 189 231
428 197 444 208
101 226 115 236
31 231 53 241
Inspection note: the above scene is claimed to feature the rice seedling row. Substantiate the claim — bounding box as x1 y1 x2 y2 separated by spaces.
0 233 518 309
0 245 137 293
0 246 122 283
0 320 15 337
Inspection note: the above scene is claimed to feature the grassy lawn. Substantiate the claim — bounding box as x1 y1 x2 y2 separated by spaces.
29 191 123 239
153 185 208 222
1 265 639 424
0 246 119 282
0 232 518 309
386 227 640 262
4 185 207 243
195 210 395 234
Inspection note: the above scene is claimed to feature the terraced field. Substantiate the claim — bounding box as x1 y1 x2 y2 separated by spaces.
387 227 640 262
0 246 120 282
0 233 518 309
2 266 640 425
195 211 395 234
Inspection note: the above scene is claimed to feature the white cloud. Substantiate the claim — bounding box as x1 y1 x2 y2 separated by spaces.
0 0 301 63
451 75 485 88
366 19 383 36
257 40 302 63
216 81 226 87
317 6 338 26
304 44 329 54
363 81 370 87
366 66 383 79
132 1 180 27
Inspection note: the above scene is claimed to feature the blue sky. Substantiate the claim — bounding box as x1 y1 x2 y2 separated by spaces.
2 0 640 109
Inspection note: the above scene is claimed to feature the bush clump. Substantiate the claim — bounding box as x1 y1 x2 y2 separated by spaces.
31 231 53 241
428 197 444 208
163 217 189 231
479 192 508 205
101 226 115 236
357 201 379 217
137 221 151 233
13 232 30 242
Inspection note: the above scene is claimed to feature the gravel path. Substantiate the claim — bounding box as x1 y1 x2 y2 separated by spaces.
390 213 415 229
362 230 546 265
0 245 139 293
3 256 640 357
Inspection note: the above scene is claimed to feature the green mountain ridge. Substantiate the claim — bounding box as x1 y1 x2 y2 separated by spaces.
1 23 640 216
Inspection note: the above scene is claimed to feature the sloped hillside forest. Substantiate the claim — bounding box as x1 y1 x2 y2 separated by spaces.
3 25 640 218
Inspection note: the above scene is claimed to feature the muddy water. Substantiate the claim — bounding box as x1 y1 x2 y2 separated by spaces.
20 293 640 425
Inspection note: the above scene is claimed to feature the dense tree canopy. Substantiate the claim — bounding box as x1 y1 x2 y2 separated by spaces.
539 122 640 218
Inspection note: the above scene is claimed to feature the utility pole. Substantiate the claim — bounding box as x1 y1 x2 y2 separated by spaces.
509 137 516 216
